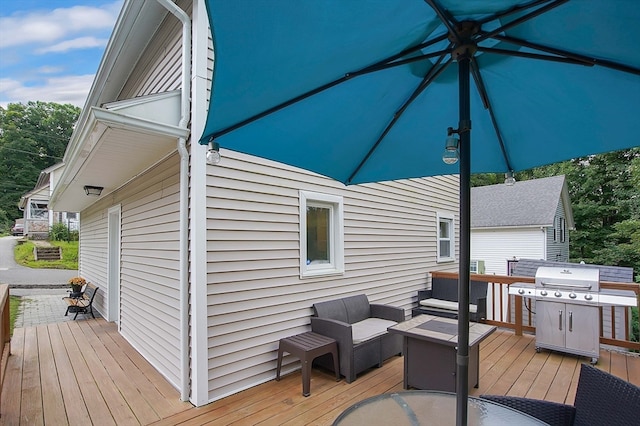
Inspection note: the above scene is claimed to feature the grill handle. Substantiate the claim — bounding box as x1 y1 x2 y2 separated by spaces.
559 310 563 331
569 311 573 332
540 281 593 290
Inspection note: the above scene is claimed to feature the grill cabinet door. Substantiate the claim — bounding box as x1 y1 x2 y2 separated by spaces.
565 304 599 355
537 301 565 348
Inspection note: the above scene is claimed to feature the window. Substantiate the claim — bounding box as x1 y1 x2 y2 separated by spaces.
559 217 566 242
437 212 455 262
29 201 48 219
300 191 344 277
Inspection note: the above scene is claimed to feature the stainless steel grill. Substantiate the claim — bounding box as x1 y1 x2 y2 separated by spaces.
509 266 637 364
535 266 599 305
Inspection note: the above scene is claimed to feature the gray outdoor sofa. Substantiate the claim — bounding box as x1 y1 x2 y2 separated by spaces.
311 294 405 383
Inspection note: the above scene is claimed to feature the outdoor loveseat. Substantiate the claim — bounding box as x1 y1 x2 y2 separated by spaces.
412 275 488 322
311 294 404 383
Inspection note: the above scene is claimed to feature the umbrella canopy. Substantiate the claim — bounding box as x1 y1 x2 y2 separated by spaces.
200 1 640 424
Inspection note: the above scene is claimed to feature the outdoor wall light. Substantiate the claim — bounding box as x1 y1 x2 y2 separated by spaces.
83 185 104 196
442 127 460 165
206 141 221 165
504 171 516 186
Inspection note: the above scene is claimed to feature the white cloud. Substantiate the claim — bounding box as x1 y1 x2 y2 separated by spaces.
36 36 109 54
0 2 122 49
0 74 95 109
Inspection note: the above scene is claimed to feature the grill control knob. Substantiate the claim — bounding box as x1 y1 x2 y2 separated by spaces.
540 290 548 297
518 288 525 295
554 291 562 298
585 294 593 301
569 292 577 299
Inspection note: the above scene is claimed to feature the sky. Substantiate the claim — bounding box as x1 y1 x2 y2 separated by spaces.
0 0 123 109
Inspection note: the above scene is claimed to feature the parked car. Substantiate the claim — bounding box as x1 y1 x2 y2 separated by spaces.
11 221 24 236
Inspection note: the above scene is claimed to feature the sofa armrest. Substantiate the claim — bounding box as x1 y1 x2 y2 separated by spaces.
370 304 405 323
480 395 575 426
476 297 487 320
417 290 433 301
311 317 353 347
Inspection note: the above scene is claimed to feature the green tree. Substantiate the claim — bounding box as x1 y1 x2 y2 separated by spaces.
0 102 80 231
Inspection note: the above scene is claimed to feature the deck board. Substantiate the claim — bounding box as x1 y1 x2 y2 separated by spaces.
2 322 639 425
37 325 67 425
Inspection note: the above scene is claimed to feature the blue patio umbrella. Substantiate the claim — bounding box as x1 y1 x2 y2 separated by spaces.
199 1 640 424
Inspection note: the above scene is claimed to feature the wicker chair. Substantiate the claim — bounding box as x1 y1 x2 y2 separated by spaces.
481 363 640 426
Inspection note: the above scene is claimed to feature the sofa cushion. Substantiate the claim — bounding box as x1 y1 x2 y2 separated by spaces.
419 298 478 314
313 299 348 323
351 318 398 344
343 294 371 324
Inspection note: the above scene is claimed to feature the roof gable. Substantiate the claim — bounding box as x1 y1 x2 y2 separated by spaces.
471 175 572 228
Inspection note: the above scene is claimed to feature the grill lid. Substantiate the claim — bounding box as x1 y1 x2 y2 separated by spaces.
535 266 600 292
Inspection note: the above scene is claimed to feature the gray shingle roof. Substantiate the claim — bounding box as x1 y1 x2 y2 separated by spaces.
513 259 634 282
471 175 567 228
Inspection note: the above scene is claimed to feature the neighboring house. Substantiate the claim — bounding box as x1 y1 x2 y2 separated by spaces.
470 175 574 276
49 0 460 406
513 259 634 342
19 163 79 240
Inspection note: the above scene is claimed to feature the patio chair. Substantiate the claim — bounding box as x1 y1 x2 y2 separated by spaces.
480 363 640 426
63 283 98 320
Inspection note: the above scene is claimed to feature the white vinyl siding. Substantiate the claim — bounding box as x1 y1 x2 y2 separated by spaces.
471 227 545 275
204 150 459 401
119 0 192 100
80 155 182 389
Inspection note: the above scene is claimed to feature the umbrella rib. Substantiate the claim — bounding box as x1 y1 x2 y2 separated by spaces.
209 37 453 141
477 0 557 26
424 0 460 44
470 59 514 172
361 33 450 72
489 34 640 76
476 0 568 45
209 76 350 140
469 59 490 110
477 46 594 66
351 48 453 77
347 57 454 184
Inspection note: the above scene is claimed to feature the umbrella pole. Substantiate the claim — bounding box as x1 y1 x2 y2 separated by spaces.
456 52 472 426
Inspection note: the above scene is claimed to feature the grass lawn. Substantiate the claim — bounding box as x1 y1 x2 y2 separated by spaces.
14 240 78 270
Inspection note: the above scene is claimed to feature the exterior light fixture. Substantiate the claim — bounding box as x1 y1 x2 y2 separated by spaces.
83 185 104 196
442 127 460 165
504 171 516 186
206 141 221 165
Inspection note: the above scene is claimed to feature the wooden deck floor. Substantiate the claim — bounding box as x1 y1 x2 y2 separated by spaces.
3 320 639 425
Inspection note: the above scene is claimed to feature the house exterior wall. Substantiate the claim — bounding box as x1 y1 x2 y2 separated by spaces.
80 154 182 388
471 227 545 275
204 150 459 401
119 1 190 100
546 199 570 262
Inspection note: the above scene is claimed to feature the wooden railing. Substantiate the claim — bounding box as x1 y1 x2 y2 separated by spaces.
0 284 11 417
430 271 640 352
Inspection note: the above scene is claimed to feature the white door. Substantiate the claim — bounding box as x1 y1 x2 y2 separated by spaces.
108 205 121 325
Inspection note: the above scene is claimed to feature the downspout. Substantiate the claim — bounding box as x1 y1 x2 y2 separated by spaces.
156 0 191 402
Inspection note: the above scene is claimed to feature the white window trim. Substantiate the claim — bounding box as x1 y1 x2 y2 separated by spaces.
437 212 455 263
299 191 344 278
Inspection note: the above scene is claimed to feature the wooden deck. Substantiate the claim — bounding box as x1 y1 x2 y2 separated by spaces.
2 320 639 425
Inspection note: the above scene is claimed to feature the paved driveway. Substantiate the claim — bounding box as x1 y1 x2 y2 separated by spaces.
0 235 77 288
